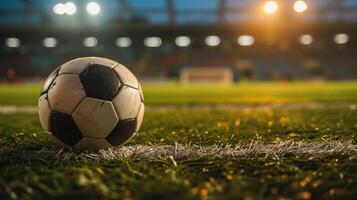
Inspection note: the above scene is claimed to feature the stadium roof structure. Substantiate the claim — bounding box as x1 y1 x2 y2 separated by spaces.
1 0 357 27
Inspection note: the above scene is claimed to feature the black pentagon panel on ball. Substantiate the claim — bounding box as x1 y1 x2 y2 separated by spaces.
79 64 121 101
40 67 61 96
49 111 83 146
106 119 137 146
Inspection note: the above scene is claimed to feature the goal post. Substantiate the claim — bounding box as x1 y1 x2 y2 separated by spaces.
179 67 233 84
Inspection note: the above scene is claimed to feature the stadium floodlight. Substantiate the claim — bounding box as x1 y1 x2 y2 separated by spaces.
237 35 255 46
144 37 162 47
53 3 66 15
263 1 278 14
87 2 101 15
175 36 191 47
299 34 313 45
5 38 20 48
43 37 57 48
334 33 349 45
205 36 220 46
293 0 308 13
83 37 98 47
64 2 76 15
116 37 131 47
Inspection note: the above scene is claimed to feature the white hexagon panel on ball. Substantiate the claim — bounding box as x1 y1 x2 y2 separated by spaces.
47 74 86 114
112 85 142 120
38 94 52 131
114 64 139 89
72 97 119 139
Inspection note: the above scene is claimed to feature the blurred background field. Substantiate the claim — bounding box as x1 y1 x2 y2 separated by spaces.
0 0 357 82
2 82 357 105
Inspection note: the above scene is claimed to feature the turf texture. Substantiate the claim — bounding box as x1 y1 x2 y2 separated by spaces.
0 82 357 199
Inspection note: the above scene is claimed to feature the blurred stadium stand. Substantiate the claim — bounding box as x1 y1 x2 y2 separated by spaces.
0 0 357 81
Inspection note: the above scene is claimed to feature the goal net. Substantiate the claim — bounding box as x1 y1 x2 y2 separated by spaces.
180 67 233 84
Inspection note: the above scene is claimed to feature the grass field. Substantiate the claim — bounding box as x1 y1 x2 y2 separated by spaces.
2 81 357 105
0 82 357 199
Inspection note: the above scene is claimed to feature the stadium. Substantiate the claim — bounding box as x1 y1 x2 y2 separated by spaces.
0 0 357 199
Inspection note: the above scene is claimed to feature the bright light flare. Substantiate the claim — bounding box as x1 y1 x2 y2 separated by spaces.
53 2 76 15
87 2 101 15
294 0 308 13
64 2 76 15
264 1 278 14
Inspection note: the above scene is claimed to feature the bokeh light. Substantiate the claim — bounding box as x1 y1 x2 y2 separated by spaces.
334 33 349 44
64 2 76 15
43 37 57 48
83 37 98 47
175 36 191 47
5 38 20 48
116 37 131 47
205 36 220 46
294 1 308 13
87 2 101 15
237 35 255 46
299 34 313 45
144 37 162 47
53 3 65 15
264 1 278 14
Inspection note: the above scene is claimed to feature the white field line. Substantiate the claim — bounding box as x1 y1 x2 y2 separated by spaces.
88 140 356 161
0 102 354 114
0 106 37 113
1 140 350 162
146 102 353 111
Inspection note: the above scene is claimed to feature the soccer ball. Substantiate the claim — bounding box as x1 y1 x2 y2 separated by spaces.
38 57 144 150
